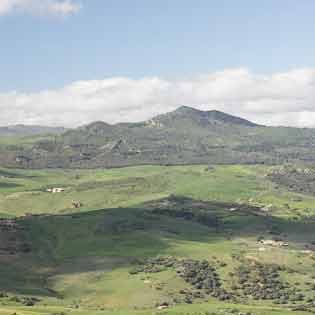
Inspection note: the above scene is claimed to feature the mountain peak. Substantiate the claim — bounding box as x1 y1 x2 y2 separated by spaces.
174 105 203 114
84 121 112 129
159 106 260 127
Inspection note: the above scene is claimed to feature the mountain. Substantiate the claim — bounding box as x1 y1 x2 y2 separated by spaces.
1 106 315 168
151 106 259 128
0 124 67 137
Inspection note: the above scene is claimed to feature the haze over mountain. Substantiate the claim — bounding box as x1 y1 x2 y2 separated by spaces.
1 106 315 168
0 125 67 137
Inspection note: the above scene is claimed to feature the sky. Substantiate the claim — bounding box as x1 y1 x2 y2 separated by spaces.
1 0 315 127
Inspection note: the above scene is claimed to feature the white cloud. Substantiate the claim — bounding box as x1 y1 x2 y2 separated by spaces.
1 68 315 128
0 0 81 17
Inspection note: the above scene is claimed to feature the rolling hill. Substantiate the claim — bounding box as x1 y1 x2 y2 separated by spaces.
1 111 315 315
2 106 315 168
1 164 315 315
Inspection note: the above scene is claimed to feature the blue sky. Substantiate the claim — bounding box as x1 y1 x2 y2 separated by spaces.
1 0 315 92
1 0 315 127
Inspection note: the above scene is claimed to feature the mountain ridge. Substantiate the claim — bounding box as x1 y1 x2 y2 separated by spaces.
1 106 315 168
0 124 67 137
0 106 306 131
150 106 260 128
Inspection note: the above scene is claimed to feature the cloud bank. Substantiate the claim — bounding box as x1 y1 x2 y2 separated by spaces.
1 68 315 128
0 0 81 17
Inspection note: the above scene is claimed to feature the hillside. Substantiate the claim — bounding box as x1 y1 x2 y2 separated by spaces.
1 164 315 315
2 106 315 168
150 106 259 128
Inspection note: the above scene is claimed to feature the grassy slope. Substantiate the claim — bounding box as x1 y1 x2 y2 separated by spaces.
0 165 315 315
1 164 314 218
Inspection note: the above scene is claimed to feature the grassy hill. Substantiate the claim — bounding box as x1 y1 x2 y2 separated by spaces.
0 164 315 314
1 108 315 314
2 106 315 168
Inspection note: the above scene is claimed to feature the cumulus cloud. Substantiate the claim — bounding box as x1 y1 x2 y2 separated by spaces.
0 0 81 17
1 68 315 128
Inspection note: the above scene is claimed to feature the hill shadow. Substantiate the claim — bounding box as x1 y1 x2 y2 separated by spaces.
0 169 40 180
2 196 315 297
0 182 22 189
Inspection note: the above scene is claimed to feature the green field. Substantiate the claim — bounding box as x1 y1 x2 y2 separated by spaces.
0 164 315 315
